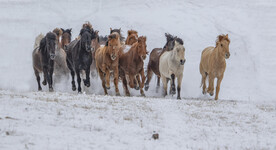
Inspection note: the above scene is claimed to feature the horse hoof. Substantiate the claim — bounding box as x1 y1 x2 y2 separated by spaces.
72 86 76 91
170 90 176 95
135 86 140 90
126 93 130 97
144 85 149 91
177 96 181 100
116 93 120 96
141 93 146 97
209 92 214 96
215 97 218 100
38 87 42 91
42 81 47 85
202 91 206 95
49 88 54 92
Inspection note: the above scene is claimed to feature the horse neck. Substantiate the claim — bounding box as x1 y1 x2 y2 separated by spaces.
129 43 141 61
213 46 225 63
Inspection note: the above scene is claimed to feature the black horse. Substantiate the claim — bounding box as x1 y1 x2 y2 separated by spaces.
65 28 96 93
32 32 57 92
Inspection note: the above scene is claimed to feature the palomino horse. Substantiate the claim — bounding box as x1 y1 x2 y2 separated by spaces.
95 32 122 96
200 34 230 100
125 30 138 45
119 36 148 96
159 36 185 99
144 33 178 92
66 27 96 93
32 32 57 91
54 28 71 80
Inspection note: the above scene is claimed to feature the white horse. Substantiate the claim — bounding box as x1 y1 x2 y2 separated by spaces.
159 39 186 99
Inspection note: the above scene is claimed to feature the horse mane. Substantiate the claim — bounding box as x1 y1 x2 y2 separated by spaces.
100 35 108 44
216 34 230 46
82 21 93 31
53 28 63 37
128 30 138 36
110 28 125 42
39 32 56 52
163 33 184 50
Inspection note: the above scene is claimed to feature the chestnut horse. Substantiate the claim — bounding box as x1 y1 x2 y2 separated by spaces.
95 32 121 96
144 33 179 92
200 34 230 100
125 30 138 45
32 32 57 91
119 36 148 96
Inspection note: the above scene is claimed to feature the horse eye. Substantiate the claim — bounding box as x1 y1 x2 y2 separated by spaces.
221 44 223 47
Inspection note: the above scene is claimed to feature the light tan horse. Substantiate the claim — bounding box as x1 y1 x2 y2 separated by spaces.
125 30 138 45
200 34 230 100
95 32 122 96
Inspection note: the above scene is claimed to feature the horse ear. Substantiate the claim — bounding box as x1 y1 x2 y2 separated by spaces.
226 34 228 38
61 28 65 33
69 28 72 33
110 28 112 31
218 35 224 42
128 30 131 36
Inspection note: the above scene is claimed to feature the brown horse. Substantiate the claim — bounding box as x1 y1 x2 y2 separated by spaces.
200 34 230 100
119 36 148 96
95 32 122 96
125 30 138 45
54 28 72 80
144 33 179 92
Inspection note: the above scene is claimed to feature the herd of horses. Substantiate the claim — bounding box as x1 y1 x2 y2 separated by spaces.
32 22 230 100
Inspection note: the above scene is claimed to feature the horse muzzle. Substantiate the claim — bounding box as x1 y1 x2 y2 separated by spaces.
50 53 55 60
225 53 230 59
111 54 117 61
180 59 186 65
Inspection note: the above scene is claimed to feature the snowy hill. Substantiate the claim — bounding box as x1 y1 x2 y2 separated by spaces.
0 0 276 149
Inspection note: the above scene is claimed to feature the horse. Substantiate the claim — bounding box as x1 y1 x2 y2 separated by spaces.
90 30 100 77
60 28 72 49
110 28 125 45
65 27 96 93
125 30 138 45
119 36 148 96
95 32 122 96
54 28 72 80
32 32 57 91
144 33 178 92
159 35 185 99
200 34 230 100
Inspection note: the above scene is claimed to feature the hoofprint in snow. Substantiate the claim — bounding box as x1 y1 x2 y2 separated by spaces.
0 90 275 150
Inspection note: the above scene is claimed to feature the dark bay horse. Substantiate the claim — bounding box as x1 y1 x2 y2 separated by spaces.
66 27 96 93
119 36 148 96
144 33 182 92
32 32 57 91
61 28 72 49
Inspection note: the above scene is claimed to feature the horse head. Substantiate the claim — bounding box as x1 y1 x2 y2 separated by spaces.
45 32 57 60
137 36 148 60
216 34 230 59
61 28 72 50
110 27 125 43
107 32 120 61
79 28 96 52
126 30 138 45
91 30 99 52
172 38 186 65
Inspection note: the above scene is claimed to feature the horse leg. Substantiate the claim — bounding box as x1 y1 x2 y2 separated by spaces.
128 75 135 89
161 75 168 97
42 71 47 86
66 59 76 91
177 74 183 100
139 69 146 96
134 75 139 90
34 69 42 91
201 72 207 94
42 66 50 92
207 75 215 96
76 69 82 93
144 65 153 91
215 75 224 100
169 74 176 95
122 76 130 96
114 67 120 96
105 70 111 90
156 76 160 93
48 62 54 92
99 70 108 95
84 67 90 87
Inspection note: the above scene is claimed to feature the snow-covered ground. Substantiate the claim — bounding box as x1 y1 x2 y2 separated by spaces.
0 0 276 149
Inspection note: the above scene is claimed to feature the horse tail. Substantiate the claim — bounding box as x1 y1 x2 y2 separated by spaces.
34 33 44 49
